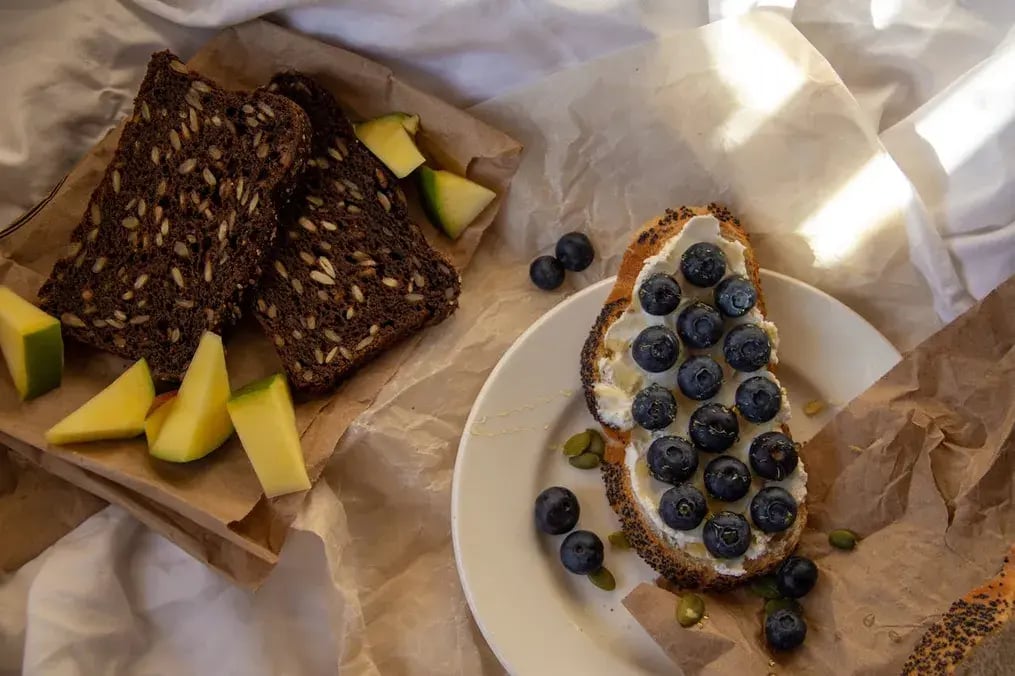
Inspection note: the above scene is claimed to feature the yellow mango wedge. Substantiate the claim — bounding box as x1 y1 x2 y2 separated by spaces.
418 167 496 240
354 113 425 178
227 373 311 498
0 286 63 400
150 331 233 462
45 359 154 444
144 392 177 448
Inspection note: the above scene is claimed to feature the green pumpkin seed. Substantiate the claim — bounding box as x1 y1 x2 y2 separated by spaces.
563 431 591 457
676 593 705 627
569 452 600 469
588 566 616 591
829 529 858 550
749 576 781 600
608 531 631 550
587 428 606 457
764 598 802 617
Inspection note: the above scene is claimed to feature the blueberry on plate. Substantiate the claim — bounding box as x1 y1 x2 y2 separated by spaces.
638 273 682 315
677 302 724 349
735 376 782 423
632 384 677 431
750 486 798 533
677 356 724 401
723 323 771 372
529 255 565 290
776 556 819 599
646 436 698 484
748 431 798 480
659 484 707 531
555 232 595 272
703 456 752 501
534 486 580 535
703 511 751 558
765 608 807 651
560 530 605 574
688 403 739 452
632 326 681 373
681 242 727 287
714 275 757 317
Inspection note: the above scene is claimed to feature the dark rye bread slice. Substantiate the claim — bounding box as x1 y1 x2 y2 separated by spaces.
39 51 311 381
580 205 805 591
251 72 461 393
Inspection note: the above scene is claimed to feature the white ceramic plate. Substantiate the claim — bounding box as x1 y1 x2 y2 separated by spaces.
452 271 901 675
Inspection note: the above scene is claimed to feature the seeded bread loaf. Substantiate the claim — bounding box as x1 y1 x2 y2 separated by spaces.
252 72 461 393
902 544 1014 675
39 51 311 381
580 205 806 591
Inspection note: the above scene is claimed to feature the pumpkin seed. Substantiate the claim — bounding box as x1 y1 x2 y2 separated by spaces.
568 452 600 470
563 430 591 457
587 566 616 591
803 399 826 416
829 529 858 550
608 531 631 550
587 428 606 457
764 598 802 617
676 594 705 627
749 576 781 600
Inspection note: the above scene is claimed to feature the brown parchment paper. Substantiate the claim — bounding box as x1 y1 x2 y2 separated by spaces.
0 19 521 586
623 272 1015 675
0 446 105 573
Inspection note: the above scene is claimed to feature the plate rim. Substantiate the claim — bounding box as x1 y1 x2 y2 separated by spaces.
451 271 900 673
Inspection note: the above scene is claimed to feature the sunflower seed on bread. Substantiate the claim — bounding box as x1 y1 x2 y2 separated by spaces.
39 51 312 380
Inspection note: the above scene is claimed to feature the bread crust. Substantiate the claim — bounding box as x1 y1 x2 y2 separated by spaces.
902 544 1015 675
581 204 805 591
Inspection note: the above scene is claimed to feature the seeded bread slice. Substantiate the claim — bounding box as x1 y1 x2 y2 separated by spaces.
39 51 311 381
581 204 806 591
902 544 1014 675
252 72 461 393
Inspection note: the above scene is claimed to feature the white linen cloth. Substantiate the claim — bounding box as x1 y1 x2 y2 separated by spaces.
2 1 1014 674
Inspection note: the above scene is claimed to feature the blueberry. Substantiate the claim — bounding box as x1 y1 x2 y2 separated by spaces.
714 275 757 317
776 556 819 599
748 431 798 480
703 511 751 558
555 232 595 272
677 302 724 349
765 608 807 651
534 486 580 535
750 486 798 533
638 273 682 316
681 243 727 287
646 436 698 484
677 356 724 401
735 376 782 423
723 323 771 372
529 255 565 290
659 484 707 531
688 403 739 452
560 530 604 574
632 384 677 431
632 326 680 373
703 456 752 501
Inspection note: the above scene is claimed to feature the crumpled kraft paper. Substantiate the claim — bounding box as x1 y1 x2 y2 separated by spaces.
622 272 1015 674
0 446 105 573
0 19 521 587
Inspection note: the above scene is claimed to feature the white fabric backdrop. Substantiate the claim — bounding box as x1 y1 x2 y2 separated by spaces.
2 1 1014 674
